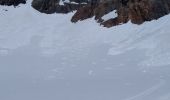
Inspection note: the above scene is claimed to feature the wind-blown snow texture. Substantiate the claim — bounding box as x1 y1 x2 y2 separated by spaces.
0 1 170 100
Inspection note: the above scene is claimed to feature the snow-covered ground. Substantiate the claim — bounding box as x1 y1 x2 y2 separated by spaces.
0 1 170 100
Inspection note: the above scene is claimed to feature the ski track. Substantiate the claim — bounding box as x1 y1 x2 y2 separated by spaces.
124 80 166 100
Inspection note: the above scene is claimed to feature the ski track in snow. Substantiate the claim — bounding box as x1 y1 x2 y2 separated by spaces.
123 80 166 100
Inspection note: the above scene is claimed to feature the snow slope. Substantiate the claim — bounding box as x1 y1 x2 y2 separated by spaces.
0 1 170 100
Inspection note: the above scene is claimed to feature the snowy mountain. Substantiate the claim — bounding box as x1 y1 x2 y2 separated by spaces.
0 0 170 100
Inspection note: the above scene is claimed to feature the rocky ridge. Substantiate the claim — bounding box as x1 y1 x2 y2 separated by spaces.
0 0 26 6
1 0 170 27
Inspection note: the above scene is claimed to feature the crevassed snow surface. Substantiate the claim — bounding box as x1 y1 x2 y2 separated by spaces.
0 1 170 100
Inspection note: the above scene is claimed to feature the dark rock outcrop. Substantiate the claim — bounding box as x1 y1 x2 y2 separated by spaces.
0 0 26 6
31 0 170 27
102 0 170 27
32 0 86 14
2 0 170 28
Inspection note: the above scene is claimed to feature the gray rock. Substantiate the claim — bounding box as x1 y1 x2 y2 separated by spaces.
0 0 26 6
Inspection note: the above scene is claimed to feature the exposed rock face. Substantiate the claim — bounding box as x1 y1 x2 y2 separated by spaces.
0 0 26 6
102 0 170 27
1 0 170 27
32 0 86 14
31 0 170 27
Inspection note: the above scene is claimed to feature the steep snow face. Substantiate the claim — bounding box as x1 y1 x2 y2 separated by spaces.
0 1 170 100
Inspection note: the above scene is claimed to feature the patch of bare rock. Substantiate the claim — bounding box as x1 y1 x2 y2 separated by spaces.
0 0 26 6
